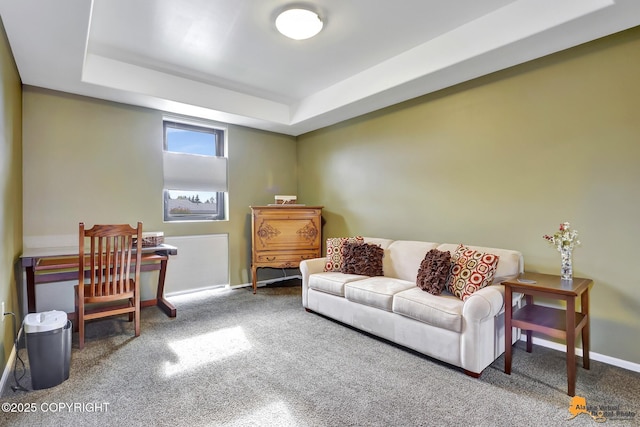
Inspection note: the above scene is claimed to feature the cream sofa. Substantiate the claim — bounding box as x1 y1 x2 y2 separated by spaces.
300 238 523 377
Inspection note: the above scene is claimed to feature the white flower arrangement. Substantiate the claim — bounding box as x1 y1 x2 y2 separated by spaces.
543 222 581 252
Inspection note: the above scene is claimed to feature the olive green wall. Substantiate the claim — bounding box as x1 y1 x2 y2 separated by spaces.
298 27 640 365
22 87 297 288
10 21 640 369
0 18 22 373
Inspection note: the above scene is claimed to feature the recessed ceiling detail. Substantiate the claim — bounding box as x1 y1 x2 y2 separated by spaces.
1 0 639 135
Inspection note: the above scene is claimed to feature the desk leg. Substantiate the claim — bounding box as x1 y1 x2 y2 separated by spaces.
582 290 590 370
156 258 176 318
504 286 512 375
26 266 36 313
566 297 576 397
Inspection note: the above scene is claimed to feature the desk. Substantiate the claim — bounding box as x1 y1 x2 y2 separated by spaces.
503 272 593 396
21 244 178 318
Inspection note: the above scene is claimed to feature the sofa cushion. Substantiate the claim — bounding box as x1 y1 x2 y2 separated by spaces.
362 237 395 249
341 243 384 276
384 240 441 282
309 272 369 297
324 236 364 272
416 249 451 295
447 244 499 301
345 277 415 311
392 287 463 333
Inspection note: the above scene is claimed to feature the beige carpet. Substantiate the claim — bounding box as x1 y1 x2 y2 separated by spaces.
2 280 639 426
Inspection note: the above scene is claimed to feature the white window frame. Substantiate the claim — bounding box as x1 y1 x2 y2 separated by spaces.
162 118 228 222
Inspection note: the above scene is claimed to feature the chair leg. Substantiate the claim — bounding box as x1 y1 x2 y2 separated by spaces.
134 302 140 338
75 285 85 349
78 306 85 350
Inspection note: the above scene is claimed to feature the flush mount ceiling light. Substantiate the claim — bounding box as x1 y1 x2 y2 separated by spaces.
275 8 323 40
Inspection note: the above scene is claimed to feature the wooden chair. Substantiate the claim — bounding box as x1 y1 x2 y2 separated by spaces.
75 222 143 349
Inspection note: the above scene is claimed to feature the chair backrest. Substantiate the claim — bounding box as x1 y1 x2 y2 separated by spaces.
79 222 143 298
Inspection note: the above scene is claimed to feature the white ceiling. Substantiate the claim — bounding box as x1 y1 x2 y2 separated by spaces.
1 0 639 136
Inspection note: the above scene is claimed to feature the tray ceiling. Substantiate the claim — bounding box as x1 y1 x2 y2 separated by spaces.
1 0 639 135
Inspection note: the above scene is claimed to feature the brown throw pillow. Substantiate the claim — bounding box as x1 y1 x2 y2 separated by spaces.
416 249 452 295
324 236 365 272
341 243 384 276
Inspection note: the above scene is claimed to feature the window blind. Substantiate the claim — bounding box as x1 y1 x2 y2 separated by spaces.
162 151 228 192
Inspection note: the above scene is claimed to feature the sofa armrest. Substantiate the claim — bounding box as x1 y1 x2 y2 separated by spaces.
462 275 523 321
460 282 522 374
300 257 325 279
462 285 505 321
300 257 326 308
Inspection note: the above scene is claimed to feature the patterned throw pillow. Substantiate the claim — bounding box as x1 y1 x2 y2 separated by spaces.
324 236 365 272
416 249 451 295
341 243 384 276
447 244 500 301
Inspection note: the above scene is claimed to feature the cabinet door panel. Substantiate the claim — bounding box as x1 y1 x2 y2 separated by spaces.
251 206 323 271
253 211 321 251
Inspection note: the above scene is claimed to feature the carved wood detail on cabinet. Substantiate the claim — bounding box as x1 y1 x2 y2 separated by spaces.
251 206 323 294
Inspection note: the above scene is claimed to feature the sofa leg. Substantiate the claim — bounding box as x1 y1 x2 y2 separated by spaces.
463 370 482 378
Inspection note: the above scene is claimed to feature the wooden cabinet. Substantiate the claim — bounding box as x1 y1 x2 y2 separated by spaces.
250 206 323 293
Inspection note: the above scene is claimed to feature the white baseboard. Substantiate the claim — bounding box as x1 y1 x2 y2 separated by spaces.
165 284 228 298
0 342 17 394
520 336 640 373
226 275 302 290
167 275 302 295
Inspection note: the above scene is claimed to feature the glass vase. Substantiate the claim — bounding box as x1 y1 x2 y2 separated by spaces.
560 247 573 281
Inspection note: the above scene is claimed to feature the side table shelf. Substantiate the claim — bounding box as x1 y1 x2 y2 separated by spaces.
511 305 588 341
503 272 593 397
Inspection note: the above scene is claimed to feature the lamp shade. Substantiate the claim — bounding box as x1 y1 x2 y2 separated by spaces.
276 8 323 40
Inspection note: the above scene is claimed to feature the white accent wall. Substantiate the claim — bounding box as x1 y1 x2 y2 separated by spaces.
163 234 229 296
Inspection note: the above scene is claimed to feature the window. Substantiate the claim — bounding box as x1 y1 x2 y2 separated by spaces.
162 120 228 222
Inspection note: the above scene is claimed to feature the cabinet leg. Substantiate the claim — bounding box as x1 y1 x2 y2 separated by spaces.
251 266 257 294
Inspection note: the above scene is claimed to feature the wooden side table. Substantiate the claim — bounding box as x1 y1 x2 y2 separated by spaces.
503 272 593 396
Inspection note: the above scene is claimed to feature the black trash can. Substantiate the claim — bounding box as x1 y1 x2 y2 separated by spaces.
24 310 71 390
